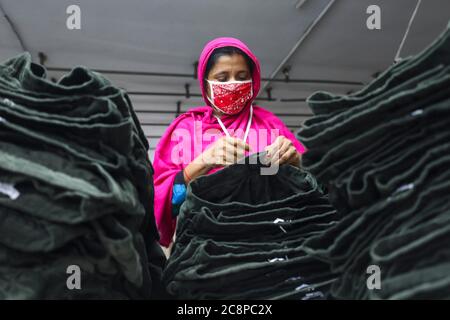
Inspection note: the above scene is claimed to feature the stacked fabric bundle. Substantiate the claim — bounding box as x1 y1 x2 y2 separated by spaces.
163 152 338 299
0 53 165 299
296 23 450 299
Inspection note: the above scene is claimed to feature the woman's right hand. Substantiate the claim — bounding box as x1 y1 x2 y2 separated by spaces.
184 136 250 184
200 136 251 168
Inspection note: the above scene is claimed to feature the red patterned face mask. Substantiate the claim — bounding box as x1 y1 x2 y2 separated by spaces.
206 79 253 115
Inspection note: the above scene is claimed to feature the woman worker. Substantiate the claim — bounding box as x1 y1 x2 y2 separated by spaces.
153 37 306 248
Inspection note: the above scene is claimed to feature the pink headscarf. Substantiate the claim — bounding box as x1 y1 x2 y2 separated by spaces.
153 37 306 247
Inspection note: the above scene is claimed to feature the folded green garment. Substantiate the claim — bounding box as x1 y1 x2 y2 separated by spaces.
295 22 450 299
164 153 337 299
0 53 165 299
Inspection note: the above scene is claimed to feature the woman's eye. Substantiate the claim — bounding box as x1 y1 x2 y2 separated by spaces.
238 73 250 80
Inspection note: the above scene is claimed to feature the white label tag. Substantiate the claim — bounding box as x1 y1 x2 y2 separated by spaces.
0 182 20 200
395 183 414 194
2 98 14 107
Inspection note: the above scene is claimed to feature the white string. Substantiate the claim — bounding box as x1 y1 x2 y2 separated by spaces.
215 105 253 144
394 0 422 63
243 105 253 143
216 114 231 138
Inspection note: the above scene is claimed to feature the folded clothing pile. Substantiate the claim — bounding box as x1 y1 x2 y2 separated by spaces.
296 23 450 299
163 153 338 299
0 53 165 299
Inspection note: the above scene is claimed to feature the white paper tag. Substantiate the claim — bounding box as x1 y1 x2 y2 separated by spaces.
395 183 414 194
295 284 311 291
0 182 20 200
411 109 423 117
2 98 14 107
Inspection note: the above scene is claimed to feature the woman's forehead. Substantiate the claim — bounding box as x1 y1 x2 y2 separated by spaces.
209 54 250 73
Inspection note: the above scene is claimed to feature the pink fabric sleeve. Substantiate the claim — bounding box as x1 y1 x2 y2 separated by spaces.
153 118 188 247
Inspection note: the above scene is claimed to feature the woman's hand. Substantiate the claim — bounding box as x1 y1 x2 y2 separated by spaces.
264 136 302 167
201 136 250 168
183 136 250 184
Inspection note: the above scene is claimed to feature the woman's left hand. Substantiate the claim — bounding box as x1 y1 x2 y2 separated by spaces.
264 136 302 167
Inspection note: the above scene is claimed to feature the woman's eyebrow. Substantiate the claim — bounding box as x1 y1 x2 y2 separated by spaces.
212 71 228 77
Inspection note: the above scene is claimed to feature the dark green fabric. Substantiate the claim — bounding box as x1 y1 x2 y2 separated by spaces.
302 69 450 175
163 153 337 299
296 22 450 299
0 53 166 299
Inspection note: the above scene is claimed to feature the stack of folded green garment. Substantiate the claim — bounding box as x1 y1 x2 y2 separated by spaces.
0 53 166 299
296 22 450 299
163 153 339 299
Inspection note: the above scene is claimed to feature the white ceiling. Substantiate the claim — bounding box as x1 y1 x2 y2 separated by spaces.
1 0 449 160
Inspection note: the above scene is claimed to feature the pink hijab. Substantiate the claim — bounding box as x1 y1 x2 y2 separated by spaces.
153 37 306 247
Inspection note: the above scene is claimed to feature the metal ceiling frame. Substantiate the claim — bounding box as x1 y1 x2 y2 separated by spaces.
394 0 422 62
0 1 29 53
46 66 363 86
127 90 309 103
261 0 337 92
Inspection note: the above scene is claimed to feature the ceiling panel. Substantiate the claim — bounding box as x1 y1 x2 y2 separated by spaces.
0 0 448 161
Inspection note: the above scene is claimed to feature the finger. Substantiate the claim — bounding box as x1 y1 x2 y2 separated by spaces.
222 137 235 155
264 145 273 161
270 140 290 165
237 138 251 152
265 144 275 159
224 148 245 163
222 149 228 164
214 148 226 165
275 147 296 166
270 148 281 166
227 137 250 152
235 148 247 162
217 136 227 148
222 139 235 156
277 139 292 159
284 148 297 164
267 136 284 155
231 138 238 163
266 140 282 161
231 139 249 162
